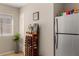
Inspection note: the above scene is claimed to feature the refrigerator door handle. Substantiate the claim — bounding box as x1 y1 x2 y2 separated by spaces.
56 18 58 49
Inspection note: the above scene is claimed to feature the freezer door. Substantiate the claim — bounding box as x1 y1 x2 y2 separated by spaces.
55 35 79 56
55 14 79 34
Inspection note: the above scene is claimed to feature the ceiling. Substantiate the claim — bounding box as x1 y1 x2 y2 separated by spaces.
2 3 27 8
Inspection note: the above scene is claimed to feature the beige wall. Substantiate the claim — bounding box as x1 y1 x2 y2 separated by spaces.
19 7 25 53
20 3 54 56
64 3 79 10
54 3 64 16
54 3 79 17
0 4 19 54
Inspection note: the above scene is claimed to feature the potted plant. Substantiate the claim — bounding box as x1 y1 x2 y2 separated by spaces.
13 32 20 53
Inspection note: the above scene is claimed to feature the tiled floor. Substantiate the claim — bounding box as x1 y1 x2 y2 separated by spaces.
3 52 24 56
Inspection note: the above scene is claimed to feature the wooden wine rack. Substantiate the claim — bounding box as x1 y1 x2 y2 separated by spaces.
25 32 39 56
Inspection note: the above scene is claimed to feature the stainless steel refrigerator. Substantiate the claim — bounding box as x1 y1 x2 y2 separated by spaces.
55 14 79 56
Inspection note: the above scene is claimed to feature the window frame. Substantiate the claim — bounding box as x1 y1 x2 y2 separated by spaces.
0 14 14 36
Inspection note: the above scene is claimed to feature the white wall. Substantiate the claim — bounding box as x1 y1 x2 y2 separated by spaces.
20 3 54 56
0 4 19 54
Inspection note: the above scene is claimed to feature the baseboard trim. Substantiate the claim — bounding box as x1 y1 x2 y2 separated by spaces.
0 50 15 56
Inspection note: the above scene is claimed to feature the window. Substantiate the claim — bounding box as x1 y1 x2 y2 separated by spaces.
0 14 13 36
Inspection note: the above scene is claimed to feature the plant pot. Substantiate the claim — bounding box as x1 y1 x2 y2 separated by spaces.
15 41 19 54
